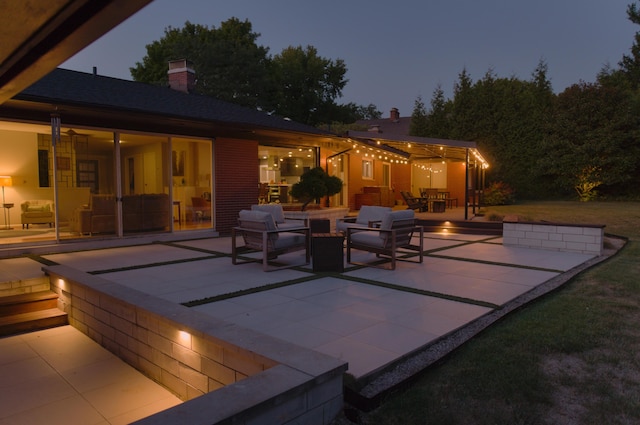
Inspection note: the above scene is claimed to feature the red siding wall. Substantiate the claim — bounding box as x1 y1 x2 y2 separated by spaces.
447 162 467 206
214 138 259 234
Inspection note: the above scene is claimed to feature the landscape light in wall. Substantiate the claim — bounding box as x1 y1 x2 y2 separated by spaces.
0 175 13 230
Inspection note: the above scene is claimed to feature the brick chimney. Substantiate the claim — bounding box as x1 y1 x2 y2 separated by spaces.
390 107 400 122
168 59 196 93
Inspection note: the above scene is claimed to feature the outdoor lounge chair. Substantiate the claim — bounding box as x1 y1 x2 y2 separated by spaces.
346 209 424 270
400 191 428 212
232 209 310 271
335 205 392 233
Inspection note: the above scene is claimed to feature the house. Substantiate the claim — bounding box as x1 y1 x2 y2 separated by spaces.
0 63 488 248
0 60 355 244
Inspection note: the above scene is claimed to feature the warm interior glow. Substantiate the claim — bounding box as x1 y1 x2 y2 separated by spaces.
0 176 12 187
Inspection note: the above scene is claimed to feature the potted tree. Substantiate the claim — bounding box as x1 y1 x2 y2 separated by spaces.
289 167 343 211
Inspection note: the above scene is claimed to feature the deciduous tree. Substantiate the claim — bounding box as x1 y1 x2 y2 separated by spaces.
131 19 271 109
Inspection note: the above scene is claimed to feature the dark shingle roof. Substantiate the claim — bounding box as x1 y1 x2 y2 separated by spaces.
355 116 412 135
16 68 327 136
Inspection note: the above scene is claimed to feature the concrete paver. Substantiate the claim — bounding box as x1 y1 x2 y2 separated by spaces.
0 230 600 422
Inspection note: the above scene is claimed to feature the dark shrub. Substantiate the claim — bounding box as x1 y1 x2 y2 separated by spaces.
483 181 515 206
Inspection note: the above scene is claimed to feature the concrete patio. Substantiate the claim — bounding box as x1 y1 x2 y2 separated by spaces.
0 229 611 424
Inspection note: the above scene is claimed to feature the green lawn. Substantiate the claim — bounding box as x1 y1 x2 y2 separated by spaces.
361 201 640 425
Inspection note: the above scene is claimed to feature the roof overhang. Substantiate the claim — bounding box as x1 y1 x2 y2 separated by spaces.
0 96 343 147
346 130 489 167
0 0 153 104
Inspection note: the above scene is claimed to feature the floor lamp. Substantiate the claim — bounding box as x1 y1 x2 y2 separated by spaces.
1 175 13 230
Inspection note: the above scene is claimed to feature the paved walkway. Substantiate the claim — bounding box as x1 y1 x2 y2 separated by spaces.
0 231 598 423
0 326 181 425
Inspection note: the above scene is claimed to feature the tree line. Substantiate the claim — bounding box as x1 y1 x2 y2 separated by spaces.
410 3 640 201
130 18 380 126
131 6 640 201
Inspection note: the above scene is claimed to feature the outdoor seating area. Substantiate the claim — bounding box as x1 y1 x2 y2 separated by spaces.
400 191 429 212
420 188 458 210
235 205 425 272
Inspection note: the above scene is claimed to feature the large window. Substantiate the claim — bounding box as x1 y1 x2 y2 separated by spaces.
382 162 390 187
412 161 448 190
169 137 212 230
258 144 317 203
362 159 373 179
0 123 214 246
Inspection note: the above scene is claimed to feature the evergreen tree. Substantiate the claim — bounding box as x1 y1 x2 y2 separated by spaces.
450 68 476 140
409 96 429 137
425 84 450 138
619 2 640 88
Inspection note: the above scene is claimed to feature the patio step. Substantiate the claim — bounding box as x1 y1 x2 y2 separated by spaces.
0 291 68 336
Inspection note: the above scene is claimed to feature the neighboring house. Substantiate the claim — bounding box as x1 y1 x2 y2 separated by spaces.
355 107 411 135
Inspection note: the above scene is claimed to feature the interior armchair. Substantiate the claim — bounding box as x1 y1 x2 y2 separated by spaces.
20 200 55 229
189 196 211 222
346 209 424 270
232 209 310 271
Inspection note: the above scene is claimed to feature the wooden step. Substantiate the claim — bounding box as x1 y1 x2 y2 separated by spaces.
0 308 68 337
0 291 59 317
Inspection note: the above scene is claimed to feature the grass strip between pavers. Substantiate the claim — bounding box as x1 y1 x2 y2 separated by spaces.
335 274 501 310
155 240 228 255
427 253 564 273
181 266 501 310
422 236 565 273
182 274 323 307
89 255 220 275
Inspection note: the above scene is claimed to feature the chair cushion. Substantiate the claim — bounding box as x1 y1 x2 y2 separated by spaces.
276 220 306 230
350 231 385 248
21 200 53 213
273 232 307 249
337 206 392 232
355 206 392 225
380 209 415 230
336 220 370 233
251 204 285 223
238 210 277 231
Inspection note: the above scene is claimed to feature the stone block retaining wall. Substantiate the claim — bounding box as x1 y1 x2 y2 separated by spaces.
503 216 604 255
47 265 347 425
0 275 49 297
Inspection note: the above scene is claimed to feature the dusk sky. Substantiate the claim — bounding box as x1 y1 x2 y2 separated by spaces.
62 0 637 117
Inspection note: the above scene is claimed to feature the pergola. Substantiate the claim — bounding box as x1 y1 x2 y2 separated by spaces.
346 131 489 219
